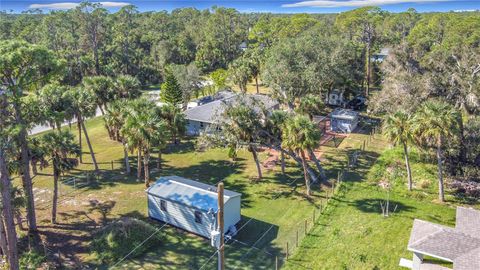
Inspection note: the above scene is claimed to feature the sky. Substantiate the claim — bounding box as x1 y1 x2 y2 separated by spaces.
1 0 479 14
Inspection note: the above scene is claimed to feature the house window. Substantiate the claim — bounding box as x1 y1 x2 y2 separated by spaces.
194 211 202 224
200 122 204 128
160 200 167 212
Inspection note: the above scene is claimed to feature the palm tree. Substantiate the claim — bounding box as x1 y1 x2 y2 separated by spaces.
266 110 289 174
123 99 168 187
297 94 325 121
229 57 252 92
282 115 322 196
413 100 460 202
113 75 142 100
82 76 115 115
106 100 131 174
36 83 75 130
156 104 186 145
383 111 414 191
41 131 80 223
69 86 99 172
223 101 263 179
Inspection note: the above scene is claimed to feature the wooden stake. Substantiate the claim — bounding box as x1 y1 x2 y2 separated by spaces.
296 230 298 247
286 243 289 260
217 183 225 270
304 220 307 236
111 160 114 170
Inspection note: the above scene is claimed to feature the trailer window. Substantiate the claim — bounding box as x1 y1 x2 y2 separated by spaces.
194 211 202 224
160 200 167 211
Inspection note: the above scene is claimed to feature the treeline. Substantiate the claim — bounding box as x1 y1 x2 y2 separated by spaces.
1 3 480 269
1 4 478 92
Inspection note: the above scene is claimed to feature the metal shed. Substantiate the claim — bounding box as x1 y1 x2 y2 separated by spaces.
146 176 241 239
330 108 359 133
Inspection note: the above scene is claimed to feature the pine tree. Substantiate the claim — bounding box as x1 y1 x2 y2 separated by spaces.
161 72 182 106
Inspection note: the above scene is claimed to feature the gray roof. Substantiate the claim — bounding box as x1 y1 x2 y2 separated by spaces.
331 108 359 121
407 207 480 270
146 176 241 212
185 93 279 124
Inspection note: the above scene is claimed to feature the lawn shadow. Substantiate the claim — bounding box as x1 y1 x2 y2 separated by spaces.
352 198 416 214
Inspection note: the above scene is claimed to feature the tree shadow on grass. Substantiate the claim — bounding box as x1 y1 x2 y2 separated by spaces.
351 198 416 214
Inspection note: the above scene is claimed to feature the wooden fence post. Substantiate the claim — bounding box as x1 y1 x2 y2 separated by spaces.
296 230 298 247
304 220 307 236
286 243 289 260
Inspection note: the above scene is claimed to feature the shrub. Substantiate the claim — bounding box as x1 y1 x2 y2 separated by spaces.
90 218 164 264
19 250 46 269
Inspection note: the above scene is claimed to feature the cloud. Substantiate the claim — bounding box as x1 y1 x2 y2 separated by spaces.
29 1 130 9
282 0 452 8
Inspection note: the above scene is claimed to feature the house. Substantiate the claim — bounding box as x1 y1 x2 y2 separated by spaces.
146 176 242 239
186 90 236 110
401 207 480 270
330 108 359 133
184 93 279 136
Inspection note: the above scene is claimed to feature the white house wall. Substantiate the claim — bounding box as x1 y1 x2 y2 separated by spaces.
186 120 211 136
148 194 215 238
223 196 242 232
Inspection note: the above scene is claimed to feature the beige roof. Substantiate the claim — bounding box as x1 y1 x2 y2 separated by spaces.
407 207 480 270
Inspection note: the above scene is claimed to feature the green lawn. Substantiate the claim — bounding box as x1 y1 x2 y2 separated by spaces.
283 131 478 269
27 117 330 269
26 115 475 269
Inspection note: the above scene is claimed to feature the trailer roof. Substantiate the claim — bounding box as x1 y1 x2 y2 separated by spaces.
146 176 241 212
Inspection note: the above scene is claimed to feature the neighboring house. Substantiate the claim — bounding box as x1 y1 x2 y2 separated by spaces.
146 176 242 239
371 47 391 63
187 96 214 110
330 108 360 133
326 89 346 107
184 93 279 136
401 207 480 270
186 90 236 110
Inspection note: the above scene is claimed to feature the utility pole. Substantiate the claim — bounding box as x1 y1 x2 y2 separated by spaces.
217 182 225 270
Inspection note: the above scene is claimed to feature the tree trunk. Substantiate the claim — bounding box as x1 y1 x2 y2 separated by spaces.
157 150 162 170
436 138 445 202
249 145 262 179
122 140 131 174
143 150 150 187
457 115 467 172
12 102 37 233
78 119 83 164
308 148 327 182
365 43 371 97
51 169 59 224
81 119 99 172
403 142 413 191
264 142 318 183
31 160 38 176
137 148 142 180
0 217 8 257
0 149 20 270
300 150 311 196
280 150 285 175
255 76 259 94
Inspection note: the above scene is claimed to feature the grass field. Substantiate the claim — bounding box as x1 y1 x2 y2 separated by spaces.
25 116 331 269
283 129 478 269
24 113 476 269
